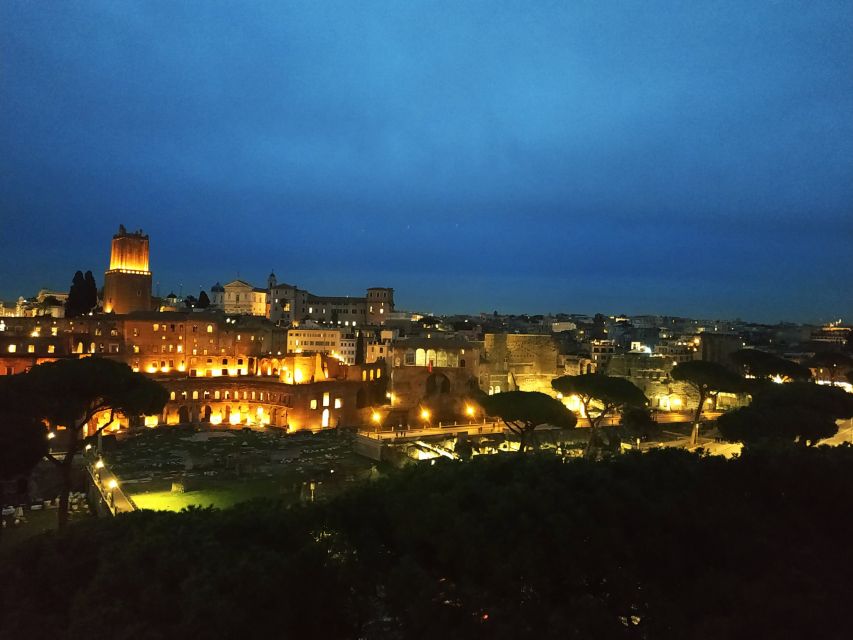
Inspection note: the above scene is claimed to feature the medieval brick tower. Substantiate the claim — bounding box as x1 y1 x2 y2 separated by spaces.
102 225 152 314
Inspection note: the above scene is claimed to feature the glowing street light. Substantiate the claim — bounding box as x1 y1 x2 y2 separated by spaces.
420 408 431 423
107 479 118 490
465 405 476 418
46 431 56 440
371 411 381 424
94 459 105 470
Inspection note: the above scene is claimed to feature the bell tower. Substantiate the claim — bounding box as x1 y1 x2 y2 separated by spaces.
102 225 152 314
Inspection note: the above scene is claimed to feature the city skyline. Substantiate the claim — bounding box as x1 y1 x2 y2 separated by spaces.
2 2 852 322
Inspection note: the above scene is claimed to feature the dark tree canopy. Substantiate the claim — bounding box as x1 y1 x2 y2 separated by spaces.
0 411 47 482
719 382 853 447
480 391 576 451
810 351 853 384
64 270 98 317
552 374 647 423
620 406 659 441
718 404 837 447
11 358 168 432
1 358 168 528
671 360 743 444
551 374 647 457
4 449 853 639
730 349 811 381
197 290 211 308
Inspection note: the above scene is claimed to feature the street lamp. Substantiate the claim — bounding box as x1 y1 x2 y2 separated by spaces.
420 408 430 424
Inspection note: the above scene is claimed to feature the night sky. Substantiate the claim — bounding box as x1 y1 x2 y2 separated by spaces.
1 2 851 323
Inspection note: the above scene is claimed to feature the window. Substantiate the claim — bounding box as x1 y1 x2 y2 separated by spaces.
323 392 330 407
27 344 34 353
405 350 415 365
47 345 55 354
415 348 426 366
7 345 15 353
310 399 318 410
214 390 221 399
170 391 176 400
207 325 213 333
334 398 342 409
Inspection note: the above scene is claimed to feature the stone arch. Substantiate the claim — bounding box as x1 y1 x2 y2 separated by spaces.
425 372 451 396
356 388 368 408
178 406 190 423
202 405 212 421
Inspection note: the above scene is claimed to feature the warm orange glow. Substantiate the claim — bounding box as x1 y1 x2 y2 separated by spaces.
420 408 430 422
371 411 381 423
144 416 158 427
229 413 241 425
465 405 475 417
210 413 223 425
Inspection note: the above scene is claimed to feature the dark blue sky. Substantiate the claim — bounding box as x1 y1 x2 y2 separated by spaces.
2 1 851 323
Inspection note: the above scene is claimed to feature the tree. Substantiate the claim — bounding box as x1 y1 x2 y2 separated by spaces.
620 406 659 442
64 271 86 317
718 382 853 447
0 410 48 538
810 351 853 386
730 349 811 381
197 290 211 308
671 361 743 446
83 270 98 312
0 358 168 528
480 391 576 452
551 374 647 458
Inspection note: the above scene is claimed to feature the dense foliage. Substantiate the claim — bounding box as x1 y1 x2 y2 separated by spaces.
0 358 168 527
3 448 853 639
480 391 576 451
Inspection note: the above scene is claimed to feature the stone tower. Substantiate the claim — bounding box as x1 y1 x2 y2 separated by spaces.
102 225 152 314
366 287 394 325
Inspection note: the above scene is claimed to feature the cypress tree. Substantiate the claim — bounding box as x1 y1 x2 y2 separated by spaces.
65 271 86 317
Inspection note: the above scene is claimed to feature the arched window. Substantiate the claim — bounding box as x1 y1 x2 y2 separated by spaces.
426 349 437 367
436 351 448 368
405 350 415 365
415 348 426 366
192 391 199 400
321 408 330 428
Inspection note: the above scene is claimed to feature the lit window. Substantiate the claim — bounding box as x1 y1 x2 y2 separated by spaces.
323 392 330 407
27 344 35 353
310 399 318 410
207 325 213 333
334 398 342 409
48 345 55 354
7 345 15 353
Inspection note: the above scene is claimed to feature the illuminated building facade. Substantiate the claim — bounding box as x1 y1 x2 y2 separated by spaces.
211 280 268 316
269 282 395 327
103 225 152 314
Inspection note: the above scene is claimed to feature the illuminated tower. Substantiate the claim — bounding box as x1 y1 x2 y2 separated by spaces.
102 225 152 314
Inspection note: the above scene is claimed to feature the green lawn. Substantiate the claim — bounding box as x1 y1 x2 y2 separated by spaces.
130 477 302 511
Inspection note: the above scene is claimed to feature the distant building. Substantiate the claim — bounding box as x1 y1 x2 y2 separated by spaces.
212 279 267 316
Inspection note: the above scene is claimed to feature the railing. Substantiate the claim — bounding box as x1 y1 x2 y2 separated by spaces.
360 422 506 441
87 459 136 516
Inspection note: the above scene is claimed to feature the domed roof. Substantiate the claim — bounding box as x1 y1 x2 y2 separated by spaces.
211 282 224 292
